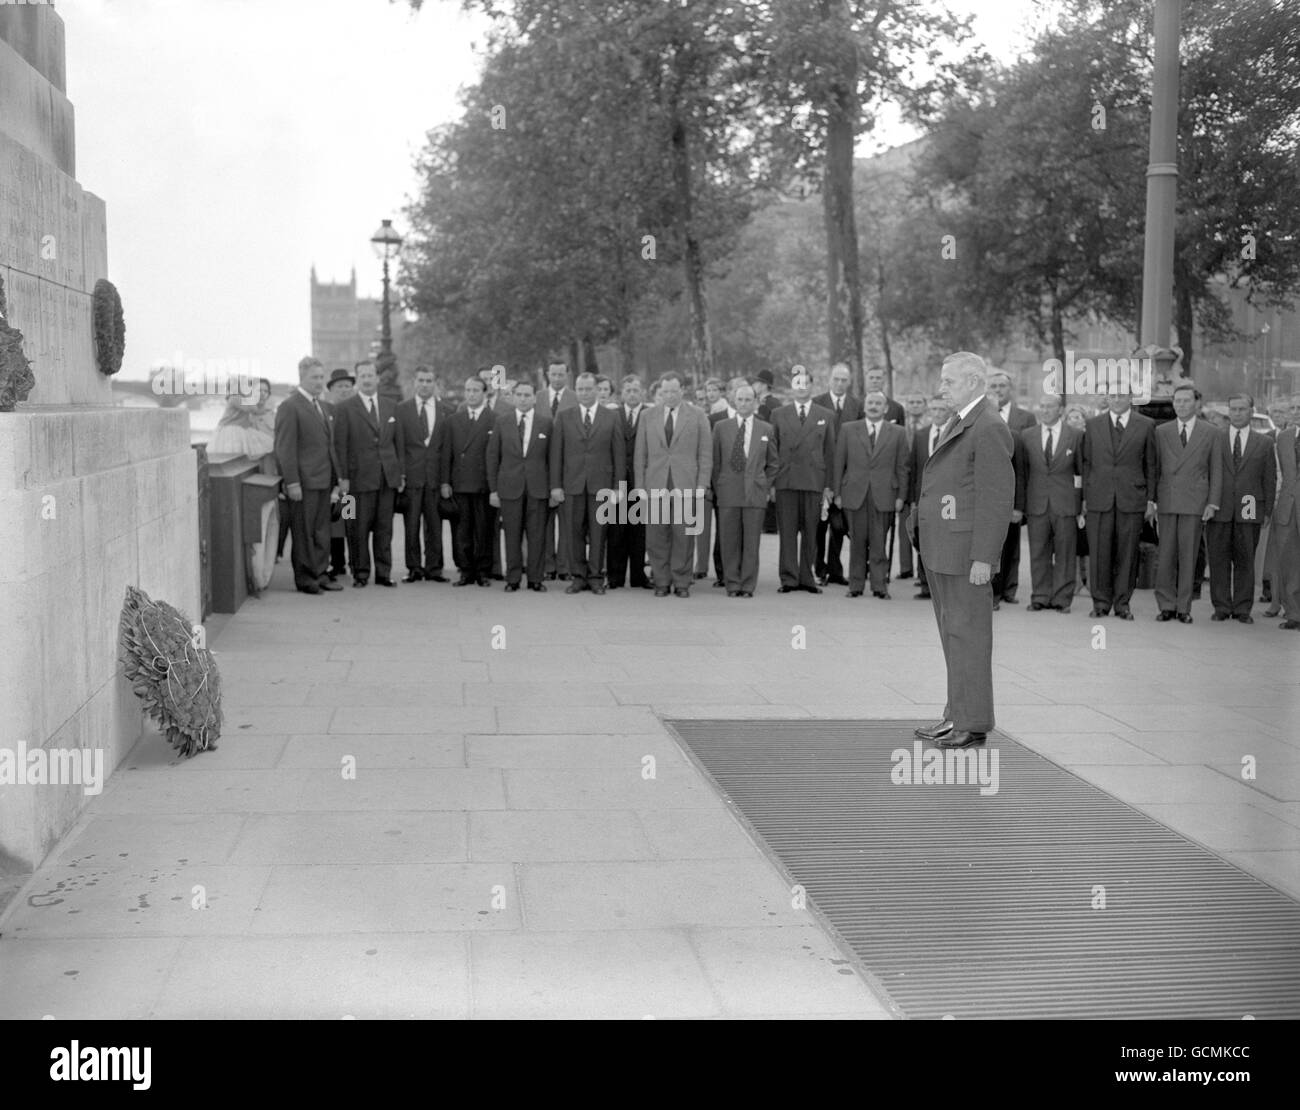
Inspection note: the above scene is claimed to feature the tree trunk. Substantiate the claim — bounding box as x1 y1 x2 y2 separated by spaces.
821 6 864 396
568 337 580 373
670 99 712 390
582 334 599 375
876 255 893 394
1050 297 1067 366
1174 279 1195 379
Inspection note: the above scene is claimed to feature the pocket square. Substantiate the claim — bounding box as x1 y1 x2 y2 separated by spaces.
760 435 768 442
817 419 826 426
538 433 547 440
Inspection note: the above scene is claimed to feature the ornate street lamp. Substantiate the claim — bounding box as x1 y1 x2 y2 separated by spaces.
370 218 404 403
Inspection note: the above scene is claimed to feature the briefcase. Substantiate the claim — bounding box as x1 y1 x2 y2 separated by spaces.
438 494 460 520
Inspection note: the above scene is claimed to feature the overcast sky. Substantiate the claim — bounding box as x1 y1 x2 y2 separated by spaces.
63 0 1040 382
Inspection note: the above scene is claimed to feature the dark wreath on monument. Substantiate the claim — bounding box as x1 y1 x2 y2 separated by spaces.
118 585 223 757
92 277 126 376
0 274 36 411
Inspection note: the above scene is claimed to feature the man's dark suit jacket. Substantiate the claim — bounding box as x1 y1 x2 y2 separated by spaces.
883 397 906 427
771 402 837 492
273 389 339 490
1081 410 1157 513
1211 428 1276 523
999 402 1037 433
443 406 497 494
395 398 452 489
917 401 1015 574
1153 418 1223 515
712 416 778 508
617 405 646 480
550 404 626 495
832 420 909 512
335 392 403 492
1016 423 1083 517
488 410 554 501
813 392 863 433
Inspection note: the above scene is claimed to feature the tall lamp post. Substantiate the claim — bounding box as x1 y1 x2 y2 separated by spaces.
370 218 404 404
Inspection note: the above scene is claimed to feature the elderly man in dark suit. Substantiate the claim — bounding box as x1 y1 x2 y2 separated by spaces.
1206 394 1276 623
1152 383 1223 623
1273 420 1300 630
913 352 1014 749
771 366 836 593
335 362 405 588
712 384 779 596
634 371 713 597
1080 392 1157 619
550 372 626 594
814 362 862 586
908 395 951 601
833 391 909 599
986 369 1037 607
394 366 452 583
442 376 497 587
1016 392 1083 612
488 381 554 592
273 356 344 594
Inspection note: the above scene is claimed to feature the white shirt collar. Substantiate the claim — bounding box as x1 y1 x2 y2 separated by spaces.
299 386 318 403
1113 411 1127 427
1180 415 1197 433
581 403 597 417
468 405 484 419
958 395 984 422
1042 419 1062 436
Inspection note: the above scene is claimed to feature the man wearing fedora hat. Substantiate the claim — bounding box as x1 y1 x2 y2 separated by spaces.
319 368 356 580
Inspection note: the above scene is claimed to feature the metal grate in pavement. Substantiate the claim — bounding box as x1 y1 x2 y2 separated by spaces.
666 718 1300 1019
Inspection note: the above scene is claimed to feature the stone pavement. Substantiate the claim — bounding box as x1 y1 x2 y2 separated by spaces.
0 534 1296 1018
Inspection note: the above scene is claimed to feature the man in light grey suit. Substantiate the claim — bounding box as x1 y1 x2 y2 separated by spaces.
634 371 713 597
1152 383 1222 623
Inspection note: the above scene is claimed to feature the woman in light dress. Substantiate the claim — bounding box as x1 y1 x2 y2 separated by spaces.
210 377 275 459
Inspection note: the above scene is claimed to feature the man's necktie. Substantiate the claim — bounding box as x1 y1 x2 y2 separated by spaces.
518 413 526 447
665 409 674 446
799 405 806 424
834 399 843 428
1233 432 1242 466
1112 417 1122 452
551 393 559 416
730 419 747 472
867 426 876 454
583 408 592 433
313 398 327 426
419 402 430 441
1180 423 1187 448
1045 428 1053 460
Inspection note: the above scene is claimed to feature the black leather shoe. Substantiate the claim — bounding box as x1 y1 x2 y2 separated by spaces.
693 571 708 580
545 572 558 581
454 578 474 587
1056 604 1071 614
992 601 1001 611
590 584 606 595
490 573 506 581
376 577 396 587
476 578 492 587
740 591 753 598
847 589 863 597
1116 609 1134 620
713 579 726 588
504 583 520 592
403 572 423 583
1156 610 1175 621
527 582 547 593
915 719 954 741
873 590 891 600
427 574 449 583
353 579 368 588
727 590 739 597
1090 606 1108 617
654 587 670 597
297 584 322 595
917 590 931 600
1211 612 1230 621
829 576 849 586
897 571 913 580
1280 620 1300 630
1001 596 1019 605
674 588 690 598
558 573 571 582
565 582 587 594
319 581 343 592
778 585 798 593
1176 613 1192 624
938 730 987 748
803 585 823 594
1235 614 1254 624
1029 602 1047 611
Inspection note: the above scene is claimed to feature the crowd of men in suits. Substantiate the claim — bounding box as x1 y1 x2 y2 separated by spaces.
272 353 1300 629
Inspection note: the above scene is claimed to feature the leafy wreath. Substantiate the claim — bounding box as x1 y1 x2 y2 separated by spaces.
0 274 36 411
92 278 126 376
119 585 222 757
